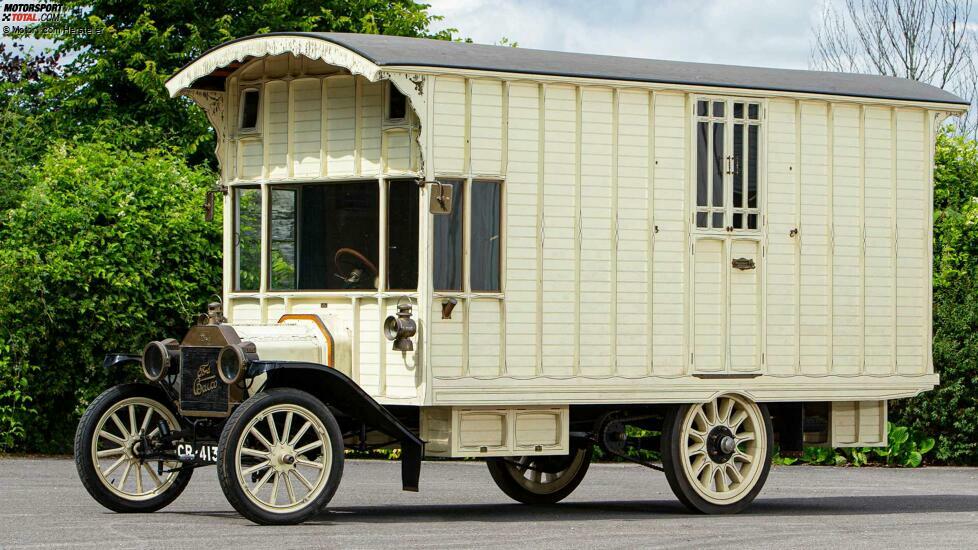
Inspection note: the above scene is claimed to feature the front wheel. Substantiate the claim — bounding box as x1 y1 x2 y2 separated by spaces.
661 394 773 514
217 388 344 525
74 384 193 513
487 447 592 505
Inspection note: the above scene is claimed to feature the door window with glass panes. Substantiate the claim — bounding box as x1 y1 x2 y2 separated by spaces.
694 97 761 231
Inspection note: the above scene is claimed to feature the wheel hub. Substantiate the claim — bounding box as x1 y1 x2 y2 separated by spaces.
269 444 297 473
706 426 735 463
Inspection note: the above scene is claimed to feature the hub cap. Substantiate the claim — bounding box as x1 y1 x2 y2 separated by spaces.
679 394 767 505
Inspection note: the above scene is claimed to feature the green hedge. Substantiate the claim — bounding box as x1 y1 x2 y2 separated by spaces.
0 142 221 452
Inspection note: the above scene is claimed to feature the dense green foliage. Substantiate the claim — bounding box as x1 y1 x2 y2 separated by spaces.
890 132 978 464
0 143 221 452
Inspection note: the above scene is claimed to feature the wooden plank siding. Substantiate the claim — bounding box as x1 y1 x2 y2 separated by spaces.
215 51 940 407
425 72 935 402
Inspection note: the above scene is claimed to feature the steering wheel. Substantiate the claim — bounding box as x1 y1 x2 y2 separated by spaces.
334 248 379 288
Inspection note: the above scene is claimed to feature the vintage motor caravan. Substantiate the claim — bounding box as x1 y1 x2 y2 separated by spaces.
74 33 967 524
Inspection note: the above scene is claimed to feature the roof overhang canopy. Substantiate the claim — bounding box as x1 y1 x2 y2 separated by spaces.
167 32 969 110
165 34 384 97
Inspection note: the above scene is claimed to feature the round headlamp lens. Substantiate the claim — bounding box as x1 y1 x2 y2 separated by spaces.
218 344 247 384
141 341 169 382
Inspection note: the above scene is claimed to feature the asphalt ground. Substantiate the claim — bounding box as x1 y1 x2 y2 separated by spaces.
1 457 977 549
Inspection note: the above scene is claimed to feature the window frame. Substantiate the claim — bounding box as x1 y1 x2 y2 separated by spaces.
232 185 263 292
238 87 262 135
433 177 504 294
384 81 408 124
692 95 764 233
263 180 382 293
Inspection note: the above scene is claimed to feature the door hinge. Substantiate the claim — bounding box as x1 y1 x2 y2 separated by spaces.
762 352 765 364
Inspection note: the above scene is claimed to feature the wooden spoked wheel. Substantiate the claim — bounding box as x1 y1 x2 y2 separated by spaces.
487 447 592 505
74 384 192 513
662 394 773 514
218 389 344 525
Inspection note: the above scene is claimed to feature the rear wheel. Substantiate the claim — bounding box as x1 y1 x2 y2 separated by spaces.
74 384 192 513
661 394 772 514
217 388 343 525
487 447 592 505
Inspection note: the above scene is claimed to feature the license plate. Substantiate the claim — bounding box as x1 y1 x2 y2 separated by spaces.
176 443 219 463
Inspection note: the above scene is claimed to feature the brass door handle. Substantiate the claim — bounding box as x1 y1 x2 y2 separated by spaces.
732 258 756 270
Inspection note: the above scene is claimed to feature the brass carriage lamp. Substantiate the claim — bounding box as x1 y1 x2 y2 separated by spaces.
384 303 417 351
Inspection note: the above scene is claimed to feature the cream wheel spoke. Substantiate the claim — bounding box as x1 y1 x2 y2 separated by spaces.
283 471 297 504
128 405 138 438
699 462 714 487
295 440 323 456
729 410 748 432
99 430 126 447
250 427 274 450
270 472 281 506
733 450 753 464
291 469 315 491
111 413 130 440
726 463 744 484
103 456 127 477
253 467 275 493
240 447 268 459
97 447 125 459
281 412 293 445
134 465 143 493
295 457 324 470
716 465 730 492
243 460 271 476
736 432 755 444
266 414 280 445
140 407 154 435
142 463 163 488
719 398 736 425
289 421 312 447
117 461 133 491
705 400 719 425
693 407 710 431
691 455 709 478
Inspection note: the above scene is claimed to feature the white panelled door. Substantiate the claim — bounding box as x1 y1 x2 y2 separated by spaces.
690 97 763 374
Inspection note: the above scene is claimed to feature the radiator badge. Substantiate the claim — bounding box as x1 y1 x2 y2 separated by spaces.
193 364 219 396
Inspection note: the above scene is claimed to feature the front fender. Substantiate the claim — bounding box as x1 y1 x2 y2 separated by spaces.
248 360 423 491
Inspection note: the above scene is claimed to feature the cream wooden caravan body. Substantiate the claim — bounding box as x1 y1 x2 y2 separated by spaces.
166 33 966 457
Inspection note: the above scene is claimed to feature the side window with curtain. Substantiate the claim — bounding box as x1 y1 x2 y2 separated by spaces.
432 179 502 293
433 179 464 291
470 180 501 292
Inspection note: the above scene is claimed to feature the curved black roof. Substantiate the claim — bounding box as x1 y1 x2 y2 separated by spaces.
192 32 970 106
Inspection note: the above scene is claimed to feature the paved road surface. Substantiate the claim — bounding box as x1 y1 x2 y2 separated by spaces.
1 457 977 549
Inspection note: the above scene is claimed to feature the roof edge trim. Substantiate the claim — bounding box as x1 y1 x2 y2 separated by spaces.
165 34 383 96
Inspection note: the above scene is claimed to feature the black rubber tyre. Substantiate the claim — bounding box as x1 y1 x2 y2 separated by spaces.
661 397 773 515
74 384 193 513
217 388 344 525
487 446 592 505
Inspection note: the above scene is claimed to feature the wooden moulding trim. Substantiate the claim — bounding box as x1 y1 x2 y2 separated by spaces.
277 314 336 367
